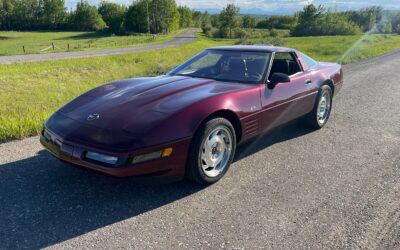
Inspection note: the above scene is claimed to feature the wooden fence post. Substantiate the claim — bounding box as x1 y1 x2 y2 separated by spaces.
52 43 55 51
22 46 25 54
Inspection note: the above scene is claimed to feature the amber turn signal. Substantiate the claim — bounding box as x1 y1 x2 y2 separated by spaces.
162 147 173 158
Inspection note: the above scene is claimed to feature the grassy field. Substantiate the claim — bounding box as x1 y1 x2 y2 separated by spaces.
240 33 400 64
0 30 183 56
285 34 400 64
0 32 399 142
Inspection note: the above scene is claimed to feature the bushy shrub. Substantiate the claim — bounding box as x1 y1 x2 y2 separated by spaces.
322 13 362 35
269 29 278 37
233 28 247 39
202 24 213 35
72 1 106 31
375 21 393 34
234 37 248 45
390 13 400 34
396 24 400 34
213 27 229 38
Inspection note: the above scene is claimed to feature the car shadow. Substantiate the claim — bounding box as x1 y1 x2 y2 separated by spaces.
0 121 313 249
234 120 314 162
0 152 204 249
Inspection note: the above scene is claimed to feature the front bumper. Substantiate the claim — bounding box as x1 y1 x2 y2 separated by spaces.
40 128 191 178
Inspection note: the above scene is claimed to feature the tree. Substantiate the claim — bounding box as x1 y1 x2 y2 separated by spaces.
41 0 66 28
211 14 218 27
292 3 325 36
322 12 362 35
125 0 179 34
98 1 126 34
242 15 256 28
218 4 240 38
72 0 105 31
192 10 202 27
124 0 149 33
346 6 383 32
0 0 15 30
201 11 211 28
297 4 325 28
151 0 179 33
376 20 392 34
389 11 400 34
11 0 40 29
178 6 192 28
396 24 400 34
200 11 212 35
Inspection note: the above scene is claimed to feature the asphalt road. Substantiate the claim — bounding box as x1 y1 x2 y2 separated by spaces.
0 29 197 64
0 50 399 249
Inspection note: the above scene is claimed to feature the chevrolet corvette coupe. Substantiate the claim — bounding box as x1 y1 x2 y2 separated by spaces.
41 45 343 184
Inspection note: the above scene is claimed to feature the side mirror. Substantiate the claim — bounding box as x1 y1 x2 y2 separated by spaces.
268 73 290 89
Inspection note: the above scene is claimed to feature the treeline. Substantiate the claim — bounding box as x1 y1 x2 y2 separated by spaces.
204 4 400 38
1 0 400 37
0 0 208 34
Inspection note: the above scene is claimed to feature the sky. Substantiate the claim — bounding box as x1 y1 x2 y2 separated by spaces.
65 0 400 14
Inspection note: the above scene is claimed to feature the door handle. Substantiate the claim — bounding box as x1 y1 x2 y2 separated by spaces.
305 79 312 85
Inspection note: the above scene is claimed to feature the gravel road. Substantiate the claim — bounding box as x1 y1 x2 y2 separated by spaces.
0 29 197 64
0 50 399 249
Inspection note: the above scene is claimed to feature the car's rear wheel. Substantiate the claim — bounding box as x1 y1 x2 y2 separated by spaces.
186 117 236 185
304 85 333 129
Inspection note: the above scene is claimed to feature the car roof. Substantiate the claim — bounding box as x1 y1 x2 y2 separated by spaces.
208 45 295 53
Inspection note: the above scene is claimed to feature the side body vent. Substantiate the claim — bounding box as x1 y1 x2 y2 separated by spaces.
243 118 260 137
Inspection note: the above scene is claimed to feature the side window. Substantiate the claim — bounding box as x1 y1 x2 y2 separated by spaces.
274 52 293 61
269 52 302 80
300 52 318 68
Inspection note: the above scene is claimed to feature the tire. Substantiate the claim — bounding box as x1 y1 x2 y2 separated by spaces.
186 117 236 185
304 85 333 129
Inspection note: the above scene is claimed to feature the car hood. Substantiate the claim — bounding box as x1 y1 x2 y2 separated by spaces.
57 75 249 136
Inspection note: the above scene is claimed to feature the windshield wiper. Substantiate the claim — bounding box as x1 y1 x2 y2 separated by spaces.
175 74 216 80
174 73 196 78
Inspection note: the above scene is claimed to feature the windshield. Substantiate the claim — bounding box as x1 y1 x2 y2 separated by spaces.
168 50 271 83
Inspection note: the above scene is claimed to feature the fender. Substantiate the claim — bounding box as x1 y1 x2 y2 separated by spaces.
141 84 262 146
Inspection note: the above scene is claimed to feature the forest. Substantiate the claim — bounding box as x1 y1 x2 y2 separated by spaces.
0 0 399 37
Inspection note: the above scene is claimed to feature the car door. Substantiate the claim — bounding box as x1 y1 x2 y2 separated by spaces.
259 51 317 131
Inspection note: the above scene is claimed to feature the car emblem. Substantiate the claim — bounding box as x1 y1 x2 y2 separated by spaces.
87 113 100 121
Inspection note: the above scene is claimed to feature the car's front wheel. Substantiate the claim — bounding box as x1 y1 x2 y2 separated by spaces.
186 117 236 185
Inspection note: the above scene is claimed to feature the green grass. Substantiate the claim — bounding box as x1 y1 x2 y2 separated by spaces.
286 34 400 64
0 32 399 142
0 30 183 56
244 34 400 64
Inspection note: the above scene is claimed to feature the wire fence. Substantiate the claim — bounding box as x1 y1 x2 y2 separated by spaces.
12 36 160 55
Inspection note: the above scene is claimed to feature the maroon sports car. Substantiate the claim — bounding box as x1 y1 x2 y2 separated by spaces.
41 45 343 184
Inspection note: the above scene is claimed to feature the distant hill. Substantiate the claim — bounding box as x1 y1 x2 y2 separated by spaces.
191 7 296 16
64 1 400 16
